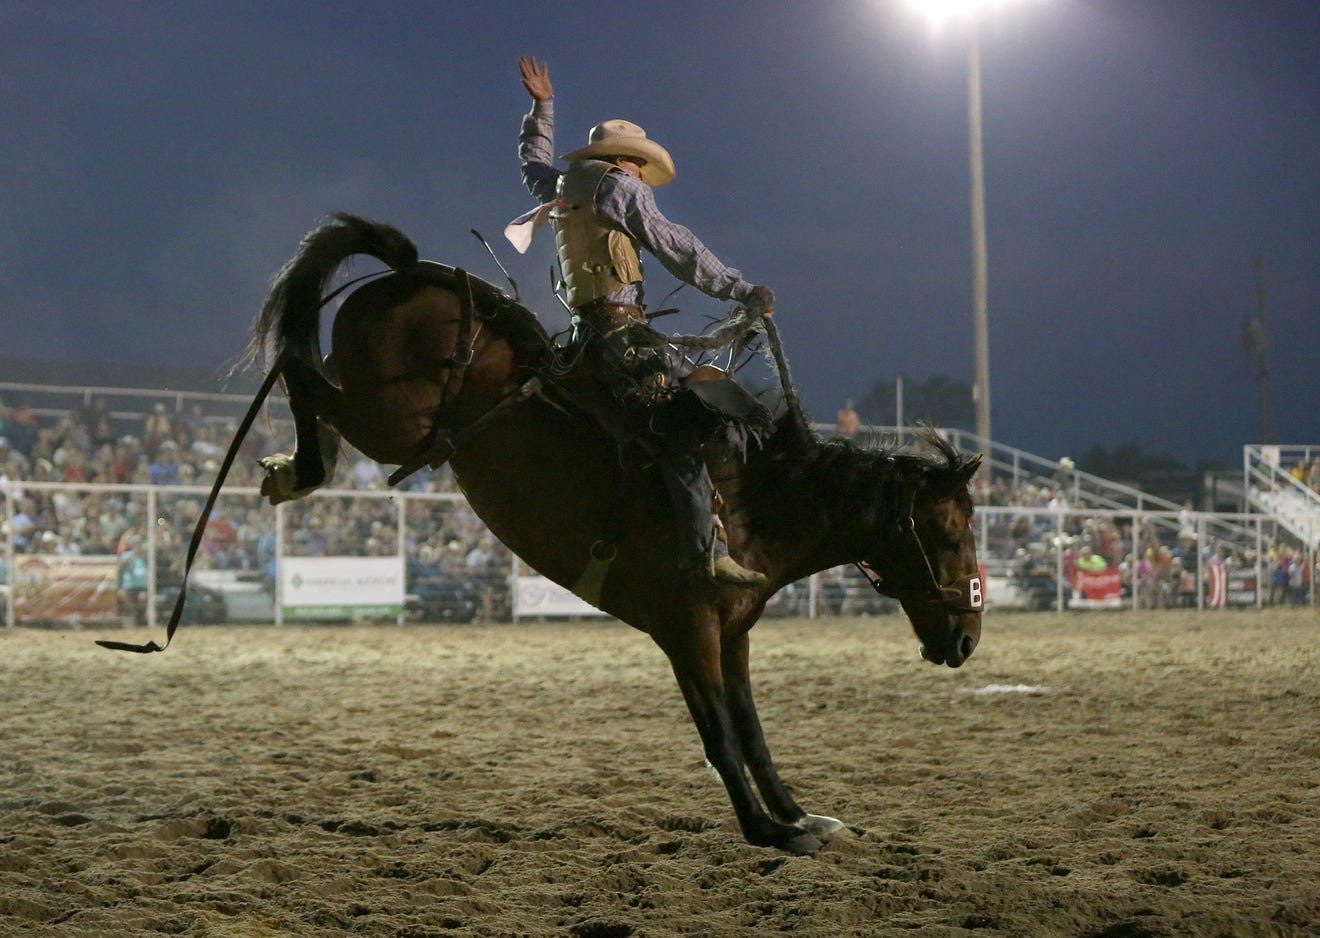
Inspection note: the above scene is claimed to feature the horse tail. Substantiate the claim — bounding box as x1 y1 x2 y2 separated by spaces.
242 213 419 371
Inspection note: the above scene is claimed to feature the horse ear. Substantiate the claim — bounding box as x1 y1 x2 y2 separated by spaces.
958 453 983 486
926 452 981 499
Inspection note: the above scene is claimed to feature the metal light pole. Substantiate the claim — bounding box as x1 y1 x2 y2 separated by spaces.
906 1 998 452
967 23 992 451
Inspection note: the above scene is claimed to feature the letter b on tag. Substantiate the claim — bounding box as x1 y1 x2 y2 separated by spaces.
967 576 984 610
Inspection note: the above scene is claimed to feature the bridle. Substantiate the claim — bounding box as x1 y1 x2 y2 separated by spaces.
853 493 984 615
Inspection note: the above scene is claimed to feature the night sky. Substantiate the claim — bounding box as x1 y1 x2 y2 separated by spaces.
4 1 1316 467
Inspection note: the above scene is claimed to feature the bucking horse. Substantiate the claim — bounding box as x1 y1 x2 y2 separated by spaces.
146 213 986 855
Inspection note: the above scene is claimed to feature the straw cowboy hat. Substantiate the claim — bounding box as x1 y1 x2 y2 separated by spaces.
561 119 676 187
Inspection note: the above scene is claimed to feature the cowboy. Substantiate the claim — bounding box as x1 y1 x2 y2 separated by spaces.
513 56 772 587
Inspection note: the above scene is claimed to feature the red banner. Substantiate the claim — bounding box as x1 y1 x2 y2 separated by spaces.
1206 563 1227 608
1071 564 1123 609
13 554 119 623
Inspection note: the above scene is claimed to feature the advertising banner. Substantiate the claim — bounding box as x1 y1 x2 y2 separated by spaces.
14 554 119 623
1205 564 1258 608
1225 570 1258 606
1070 565 1124 609
280 556 404 620
513 575 610 619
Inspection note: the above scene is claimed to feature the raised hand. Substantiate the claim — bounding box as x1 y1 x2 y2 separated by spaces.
519 57 553 102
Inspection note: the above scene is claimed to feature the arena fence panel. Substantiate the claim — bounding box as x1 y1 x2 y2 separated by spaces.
1 482 1313 630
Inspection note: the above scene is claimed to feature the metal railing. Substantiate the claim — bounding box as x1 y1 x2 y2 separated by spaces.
812 422 1185 513
1243 444 1320 549
3 480 1312 630
975 505 1313 613
0 480 898 629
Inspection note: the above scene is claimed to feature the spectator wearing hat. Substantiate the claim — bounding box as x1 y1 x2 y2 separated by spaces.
148 441 181 486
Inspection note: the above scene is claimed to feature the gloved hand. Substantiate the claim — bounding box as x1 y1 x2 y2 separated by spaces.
745 285 775 317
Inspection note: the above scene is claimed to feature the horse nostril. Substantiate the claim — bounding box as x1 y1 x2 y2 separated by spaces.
959 633 976 660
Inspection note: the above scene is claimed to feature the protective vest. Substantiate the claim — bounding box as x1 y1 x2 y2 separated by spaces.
550 161 643 308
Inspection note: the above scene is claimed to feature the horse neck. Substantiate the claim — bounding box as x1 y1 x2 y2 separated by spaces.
744 435 906 584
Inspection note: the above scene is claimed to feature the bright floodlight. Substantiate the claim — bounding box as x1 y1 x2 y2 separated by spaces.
906 0 1024 26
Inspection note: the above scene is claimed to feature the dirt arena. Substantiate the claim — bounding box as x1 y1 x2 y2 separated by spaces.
2 609 1316 937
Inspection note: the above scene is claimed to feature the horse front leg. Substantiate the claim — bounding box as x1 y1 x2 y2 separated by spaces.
259 353 341 506
721 630 846 842
661 629 822 855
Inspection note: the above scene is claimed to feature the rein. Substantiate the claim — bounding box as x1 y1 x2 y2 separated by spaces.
95 265 469 654
853 495 984 615
97 362 283 654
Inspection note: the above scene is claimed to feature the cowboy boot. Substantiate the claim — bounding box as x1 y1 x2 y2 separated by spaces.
708 524 766 587
711 554 767 587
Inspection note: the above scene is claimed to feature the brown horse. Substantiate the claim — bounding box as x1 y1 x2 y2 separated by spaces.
250 214 984 855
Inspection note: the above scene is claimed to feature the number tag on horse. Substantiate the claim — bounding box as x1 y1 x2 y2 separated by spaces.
966 575 984 611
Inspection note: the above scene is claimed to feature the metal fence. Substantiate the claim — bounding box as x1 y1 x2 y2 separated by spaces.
0 480 900 630
2 481 1312 630
976 505 1314 612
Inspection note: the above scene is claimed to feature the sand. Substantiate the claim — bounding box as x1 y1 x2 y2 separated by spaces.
2 609 1317 937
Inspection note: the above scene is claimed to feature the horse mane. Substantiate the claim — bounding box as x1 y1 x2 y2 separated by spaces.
746 418 978 532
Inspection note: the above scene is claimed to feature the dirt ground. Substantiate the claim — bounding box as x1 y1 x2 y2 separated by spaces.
2 609 1317 937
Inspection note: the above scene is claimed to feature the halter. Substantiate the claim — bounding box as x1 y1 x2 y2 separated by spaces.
853 494 984 615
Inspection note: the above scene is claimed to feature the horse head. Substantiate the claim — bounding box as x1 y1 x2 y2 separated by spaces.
855 432 983 668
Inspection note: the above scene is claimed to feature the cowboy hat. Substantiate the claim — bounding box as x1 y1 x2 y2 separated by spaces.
561 119 676 187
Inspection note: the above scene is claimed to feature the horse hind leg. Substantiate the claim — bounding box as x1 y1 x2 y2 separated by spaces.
259 354 342 506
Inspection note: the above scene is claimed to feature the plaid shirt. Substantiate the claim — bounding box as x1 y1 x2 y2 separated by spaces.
520 99 755 308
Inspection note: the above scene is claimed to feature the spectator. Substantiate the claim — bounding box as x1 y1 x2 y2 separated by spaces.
7 399 39 452
0 437 30 480
117 536 150 624
148 441 181 485
1270 548 1293 605
465 536 497 572
835 399 860 438
1288 551 1308 605
61 451 88 483
201 510 239 564
349 455 387 490
10 499 37 550
91 413 117 449
144 403 172 451
190 423 224 460
1075 544 1107 572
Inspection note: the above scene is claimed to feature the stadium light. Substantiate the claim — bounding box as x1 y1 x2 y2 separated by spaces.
906 0 1003 26
904 0 1031 453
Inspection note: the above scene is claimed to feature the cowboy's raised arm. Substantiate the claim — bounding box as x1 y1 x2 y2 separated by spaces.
518 57 558 203
600 174 774 313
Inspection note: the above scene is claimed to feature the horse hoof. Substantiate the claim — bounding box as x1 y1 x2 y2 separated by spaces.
259 454 316 506
781 830 823 855
798 814 845 839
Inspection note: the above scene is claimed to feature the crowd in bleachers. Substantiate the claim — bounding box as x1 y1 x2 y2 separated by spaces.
0 392 508 621
982 503 1312 609
2 391 1312 618
1288 456 1320 495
